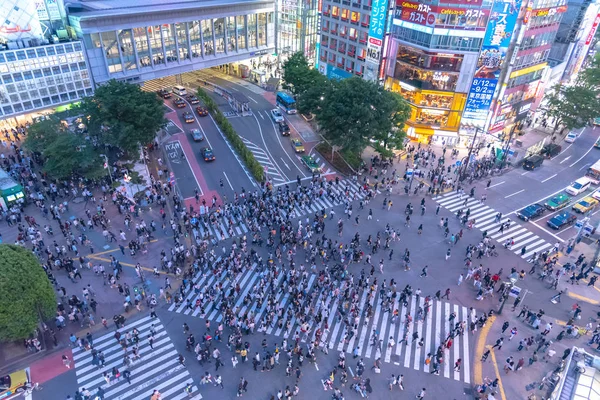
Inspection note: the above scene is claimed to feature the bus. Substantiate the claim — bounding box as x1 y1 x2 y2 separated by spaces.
585 159 600 184
276 92 297 114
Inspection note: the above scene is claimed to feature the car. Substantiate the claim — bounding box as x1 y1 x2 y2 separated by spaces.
300 155 321 174
157 89 172 99
566 177 592 195
201 147 215 161
0 369 29 399
173 98 186 108
291 138 305 153
522 155 543 170
270 108 284 123
547 212 577 230
572 196 599 213
186 95 200 104
517 203 546 221
592 188 600 200
196 106 209 117
545 193 571 211
540 143 562 158
278 121 290 136
565 132 577 143
189 129 204 142
182 112 194 123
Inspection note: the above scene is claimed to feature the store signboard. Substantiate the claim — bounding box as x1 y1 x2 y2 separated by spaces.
327 65 353 80
365 0 390 80
462 0 522 127
585 13 600 45
439 0 482 5
35 1 49 20
395 1 436 26
46 0 61 21
395 1 488 29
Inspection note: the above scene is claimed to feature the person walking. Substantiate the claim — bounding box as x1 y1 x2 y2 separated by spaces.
441 288 451 300
491 337 504 350
62 354 71 369
416 387 427 399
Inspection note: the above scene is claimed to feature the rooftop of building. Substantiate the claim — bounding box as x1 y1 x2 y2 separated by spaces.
65 0 273 19
555 347 600 400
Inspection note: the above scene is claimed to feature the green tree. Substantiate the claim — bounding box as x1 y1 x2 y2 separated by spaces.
0 245 56 341
282 52 319 96
79 80 166 153
543 84 600 131
23 118 105 180
317 77 410 156
296 73 333 115
371 91 411 156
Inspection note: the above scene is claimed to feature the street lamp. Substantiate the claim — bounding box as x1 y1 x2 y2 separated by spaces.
497 273 518 314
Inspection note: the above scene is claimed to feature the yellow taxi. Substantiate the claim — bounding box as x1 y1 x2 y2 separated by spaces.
572 196 599 213
0 369 29 399
291 138 305 153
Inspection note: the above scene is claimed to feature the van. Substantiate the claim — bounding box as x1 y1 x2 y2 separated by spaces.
172 85 187 96
566 177 592 196
523 155 543 171
541 143 562 158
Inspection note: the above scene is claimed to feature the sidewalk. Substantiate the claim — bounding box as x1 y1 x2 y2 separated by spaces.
0 147 181 375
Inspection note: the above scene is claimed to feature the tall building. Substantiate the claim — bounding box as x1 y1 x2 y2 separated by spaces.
0 0 93 119
384 0 493 146
487 0 568 138
317 0 391 80
277 0 320 64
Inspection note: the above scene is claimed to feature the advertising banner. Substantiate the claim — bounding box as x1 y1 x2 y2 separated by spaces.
46 0 61 21
395 1 436 26
439 0 482 5
364 0 390 81
462 0 522 127
35 1 49 20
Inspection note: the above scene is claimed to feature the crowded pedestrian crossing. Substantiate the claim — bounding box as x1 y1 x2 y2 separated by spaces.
168 260 474 383
434 192 553 259
72 316 203 400
192 178 371 244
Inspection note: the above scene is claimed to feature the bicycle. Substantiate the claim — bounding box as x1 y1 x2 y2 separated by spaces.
20 382 42 396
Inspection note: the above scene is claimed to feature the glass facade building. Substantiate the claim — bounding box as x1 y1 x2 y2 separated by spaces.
66 0 276 84
278 0 320 63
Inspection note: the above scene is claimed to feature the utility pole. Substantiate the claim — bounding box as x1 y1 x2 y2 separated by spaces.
460 127 482 181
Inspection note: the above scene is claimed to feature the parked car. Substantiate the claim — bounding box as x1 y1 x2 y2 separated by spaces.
540 143 562 158
547 212 577 230
517 203 545 221
189 129 204 142
545 193 570 211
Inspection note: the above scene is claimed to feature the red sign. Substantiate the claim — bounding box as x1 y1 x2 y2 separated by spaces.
531 5 567 17
396 1 436 26
585 14 600 45
395 0 489 29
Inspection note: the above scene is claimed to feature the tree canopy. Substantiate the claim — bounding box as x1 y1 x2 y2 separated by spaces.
0 245 56 341
543 55 600 131
23 118 105 180
79 79 166 153
282 52 410 157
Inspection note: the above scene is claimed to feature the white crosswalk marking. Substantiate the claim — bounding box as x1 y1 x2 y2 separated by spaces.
72 316 202 399
190 178 369 244
168 260 474 383
433 192 553 259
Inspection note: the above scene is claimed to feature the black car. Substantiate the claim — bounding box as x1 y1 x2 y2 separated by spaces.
547 212 577 230
517 203 546 221
278 121 290 136
157 89 172 99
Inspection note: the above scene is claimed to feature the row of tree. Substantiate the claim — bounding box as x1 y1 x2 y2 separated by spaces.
543 55 600 132
24 80 166 180
282 53 411 158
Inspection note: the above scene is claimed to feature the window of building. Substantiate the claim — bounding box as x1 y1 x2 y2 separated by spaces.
341 9 349 20
26 49 36 58
33 69 43 78
36 48 46 57
74 42 82 51
65 44 74 53
23 71 33 80
6 53 16 62
16 51 26 60
2 74 13 84
46 47 56 56
394 63 458 91
351 11 360 23
332 6 340 17
33 99 42 108
42 97 51 106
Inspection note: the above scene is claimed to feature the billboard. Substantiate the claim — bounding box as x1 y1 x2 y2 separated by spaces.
462 0 522 127
365 0 390 81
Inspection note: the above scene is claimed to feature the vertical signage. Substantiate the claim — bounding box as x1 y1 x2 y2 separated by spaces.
35 1 49 20
365 0 390 81
585 13 600 45
46 0 61 21
462 0 522 127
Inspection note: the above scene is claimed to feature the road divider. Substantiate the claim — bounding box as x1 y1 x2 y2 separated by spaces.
196 88 264 182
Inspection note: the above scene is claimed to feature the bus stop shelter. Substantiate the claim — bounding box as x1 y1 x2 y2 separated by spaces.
230 92 251 116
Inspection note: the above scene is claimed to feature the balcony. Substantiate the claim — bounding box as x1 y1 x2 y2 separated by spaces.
361 21 369 27
348 52 355 57
349 36 357 41
355 71 363 76
359 38 367 44
323 11 330 16
340 31 346 38
331 30 338 35
322 26 329 32
357 55 365 61
346 66 353 72
352 2 361 7
339 47 346 53
350 19 359 25
337 62 344 67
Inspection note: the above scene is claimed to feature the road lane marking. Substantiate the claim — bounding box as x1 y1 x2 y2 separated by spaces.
579 163 591 171
566 291 599 305
258 110 264 119
488 347 508 400
529 221 566 243
570 142 595 167
252 113 289 181
473 315 496 384
521 171 530 175
280 157 291 170
223 172 234 190
560 155 572 164
542 174 557 183
504 189 524 198
489 180 505 188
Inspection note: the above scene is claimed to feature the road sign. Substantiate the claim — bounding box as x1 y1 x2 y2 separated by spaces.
455 160 461 167
509 285 521 298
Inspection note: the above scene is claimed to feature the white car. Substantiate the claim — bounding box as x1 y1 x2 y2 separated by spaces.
565 132 577 143
270 109 284 123
592 188 600 201
566 177 592 196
